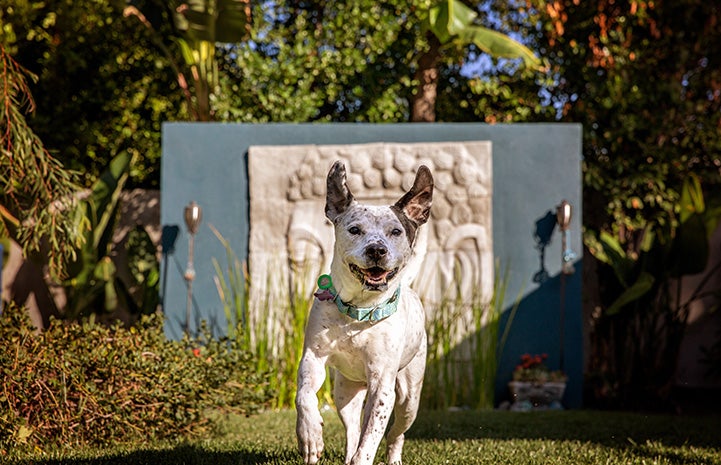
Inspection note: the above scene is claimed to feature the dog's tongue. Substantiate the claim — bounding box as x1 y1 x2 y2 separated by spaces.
365 267 390 283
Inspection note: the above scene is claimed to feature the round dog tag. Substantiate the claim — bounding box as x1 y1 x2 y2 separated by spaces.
317 274 334 290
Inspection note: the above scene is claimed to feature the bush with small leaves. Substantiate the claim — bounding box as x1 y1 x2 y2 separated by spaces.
0 304 274 453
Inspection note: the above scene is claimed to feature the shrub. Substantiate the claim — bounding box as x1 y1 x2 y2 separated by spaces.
0 304 273 453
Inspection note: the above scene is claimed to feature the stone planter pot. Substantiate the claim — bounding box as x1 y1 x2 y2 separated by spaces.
508 380 566 411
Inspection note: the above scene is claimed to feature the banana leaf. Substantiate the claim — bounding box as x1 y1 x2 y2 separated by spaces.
426 0 539 67
606 272 655 316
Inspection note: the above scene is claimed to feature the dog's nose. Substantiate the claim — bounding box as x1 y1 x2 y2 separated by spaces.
365 243 388 261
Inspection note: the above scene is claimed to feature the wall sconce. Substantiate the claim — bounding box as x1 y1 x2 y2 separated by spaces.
556 200 576 275
184 201 202 335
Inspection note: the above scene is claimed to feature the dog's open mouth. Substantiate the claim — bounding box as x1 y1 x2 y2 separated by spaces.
349 264 398 290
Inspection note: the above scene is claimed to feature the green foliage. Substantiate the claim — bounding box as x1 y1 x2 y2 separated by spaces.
0 303 273 454
1 0 553 186
0 45 85 278
584 175 721 407
1 0 185 187
210 224 248 343
589 175 721 319
587 174 721 318
524 0 721 408
217 0 418 123
170 0 249 43
61 152 159 319
167 0 250 121
218 1 548 124
534 0 721 234
424 0 538 67
409 0 543 121
126 224 161 314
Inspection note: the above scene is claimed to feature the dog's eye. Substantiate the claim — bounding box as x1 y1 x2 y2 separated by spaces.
348 226 362 235
391 228 402 237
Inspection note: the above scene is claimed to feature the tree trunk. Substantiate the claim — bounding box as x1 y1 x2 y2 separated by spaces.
410 33 442 123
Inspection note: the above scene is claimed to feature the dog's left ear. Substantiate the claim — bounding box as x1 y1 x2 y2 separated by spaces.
394 165 434 226
325 160 355 222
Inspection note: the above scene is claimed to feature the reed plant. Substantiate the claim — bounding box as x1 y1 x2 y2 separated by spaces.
424 290 465 409
469 264 522 409
423 262 521 410
211 228 330 408
211 225 273 401
210 225 250 345
276 264 312 408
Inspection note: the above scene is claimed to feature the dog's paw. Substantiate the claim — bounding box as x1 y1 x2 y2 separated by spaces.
297 412 325 464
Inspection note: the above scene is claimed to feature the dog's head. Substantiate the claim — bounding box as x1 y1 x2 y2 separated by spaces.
325 161 433 292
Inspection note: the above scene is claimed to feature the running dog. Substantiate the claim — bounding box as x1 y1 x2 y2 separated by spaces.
296 160 433 465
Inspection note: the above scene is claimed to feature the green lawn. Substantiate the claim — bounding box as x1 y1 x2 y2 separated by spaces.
7 409 721 465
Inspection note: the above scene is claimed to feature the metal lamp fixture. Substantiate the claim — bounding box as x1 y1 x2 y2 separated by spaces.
555 199 576 375
556 200 576 275
556 200 572 230
183 201 202 335
184 201 203 235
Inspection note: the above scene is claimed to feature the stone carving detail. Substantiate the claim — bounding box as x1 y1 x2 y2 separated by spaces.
248 142 493 316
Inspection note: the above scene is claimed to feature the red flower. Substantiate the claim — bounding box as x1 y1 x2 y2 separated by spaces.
192 348 201 357
518 353 548 369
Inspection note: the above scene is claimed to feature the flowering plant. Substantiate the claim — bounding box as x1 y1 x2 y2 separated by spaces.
512 353 567 383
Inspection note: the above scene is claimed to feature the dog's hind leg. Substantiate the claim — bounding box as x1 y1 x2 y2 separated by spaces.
386 350 426 465
334 372 368 464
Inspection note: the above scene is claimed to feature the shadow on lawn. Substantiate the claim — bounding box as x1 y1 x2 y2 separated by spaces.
20 443 297 465
407 410 721 449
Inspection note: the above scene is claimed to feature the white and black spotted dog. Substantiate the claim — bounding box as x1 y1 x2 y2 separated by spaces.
295 160 433 465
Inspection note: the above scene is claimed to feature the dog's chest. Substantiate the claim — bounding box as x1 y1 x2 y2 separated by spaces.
306 298 424 382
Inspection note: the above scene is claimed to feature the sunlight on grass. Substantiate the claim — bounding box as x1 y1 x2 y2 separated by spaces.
8 410 720 465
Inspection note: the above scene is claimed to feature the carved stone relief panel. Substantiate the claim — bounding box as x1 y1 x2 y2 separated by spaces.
248 141 493 317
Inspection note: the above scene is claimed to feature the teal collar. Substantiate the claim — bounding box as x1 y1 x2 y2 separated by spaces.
314 274 401 323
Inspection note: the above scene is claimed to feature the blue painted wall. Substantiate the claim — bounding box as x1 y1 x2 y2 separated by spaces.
160 123 583 407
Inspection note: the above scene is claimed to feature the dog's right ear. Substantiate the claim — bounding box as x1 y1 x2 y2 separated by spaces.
325 161 355 222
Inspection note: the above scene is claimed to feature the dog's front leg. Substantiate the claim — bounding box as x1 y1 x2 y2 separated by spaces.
296 349 327 465
349 373 397 465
